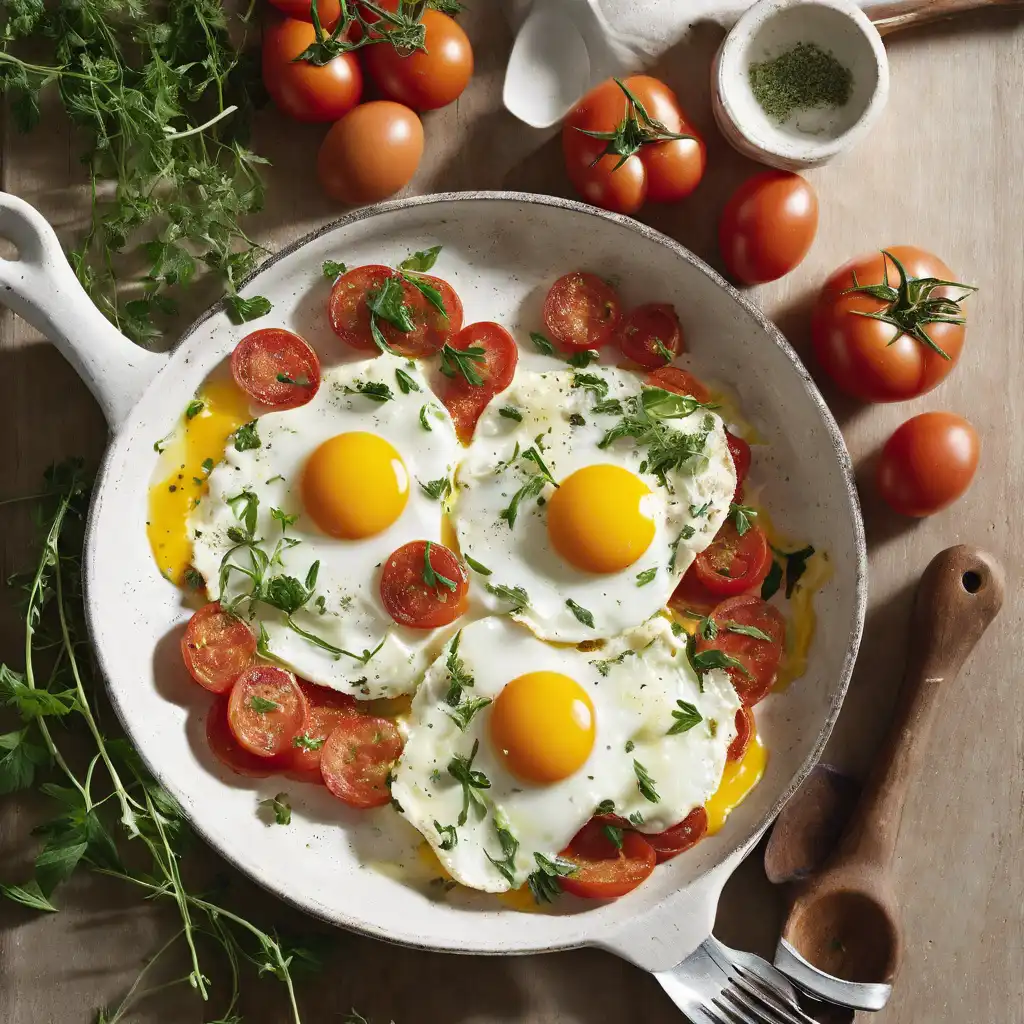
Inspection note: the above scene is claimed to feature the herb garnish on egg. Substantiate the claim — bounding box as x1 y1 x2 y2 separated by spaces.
440 343 487 386
668 700 702 735
633 760 660 802
442 631 475 706
447 739 491 826
527 853 577 903
485 583 529 612
484 817 520 885
499 446 558 528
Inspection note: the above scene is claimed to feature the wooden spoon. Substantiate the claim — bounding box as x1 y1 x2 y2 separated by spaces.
870 0 1024 36
776 545 1004 1009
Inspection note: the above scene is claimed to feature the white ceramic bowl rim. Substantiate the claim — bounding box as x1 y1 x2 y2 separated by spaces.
75 191 867 960
717 0 891 163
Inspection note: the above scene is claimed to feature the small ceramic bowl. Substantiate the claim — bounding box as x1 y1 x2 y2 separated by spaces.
712 0 890 170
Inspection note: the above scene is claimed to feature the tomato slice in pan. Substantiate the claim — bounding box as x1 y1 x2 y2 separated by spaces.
206 697 284 778
727 706 755 763
380 540 469 629
725 429 751 501
698 595 786 706
181 602 256 695
645 365 711 404
227 664 308 758
441 322 519 442
287 681 360 779
328 264 395 353
693 521 771 597
231 328 321 410
381 274 464 357
542 271 622 352
558 818 657 899
617 303 684 369
670 563 722 617
645 807 708 863
320 714 403 809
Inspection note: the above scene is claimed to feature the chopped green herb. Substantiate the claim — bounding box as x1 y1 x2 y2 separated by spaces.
602 824 624 850
569 413 586 427
692 649 753 680
730 502 758 537
423 541 457 593
419 404 435 431
401 271 448 318
566 599 595 628
440 343 486 386
293 734 325 752
270 508 298 532
636 567 657 586
420 477 452 502
527 852 576 903
652 337 674 364
634 760 660 803
443 631 475 707
592 398 623 416
499 406 523 422
595 799 616 815
530 331 555 355
434 820 458 851
625 739 635 753
395 368 420 394
572 372 609 397
233 421 261 453
668 700 702 735
485 818 520 886
568 349 599 368
185 399 204 420
322 259 347 280
590 649 635 677
249 696 279 714
464 554 492 576
447 739 490 826
259 792 291 826
399 246 442 272
500 447 558 528
445 696 492 732
183 567 204 589
345 380 393 403
225 294 272 324
367 275 413 336
725 621 775 642
690 501 711 517
486 583 529 613
629 811 645 826
201 458 215 474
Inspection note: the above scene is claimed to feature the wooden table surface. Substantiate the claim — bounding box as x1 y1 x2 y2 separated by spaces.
1 6 1022 1023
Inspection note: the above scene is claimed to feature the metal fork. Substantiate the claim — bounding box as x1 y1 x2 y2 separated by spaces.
656 936 823 1024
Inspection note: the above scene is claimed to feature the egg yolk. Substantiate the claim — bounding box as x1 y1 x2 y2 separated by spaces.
147 376 251 585
546 464 655 574
302 431 409 539
489 671 595 784
705 731 767 835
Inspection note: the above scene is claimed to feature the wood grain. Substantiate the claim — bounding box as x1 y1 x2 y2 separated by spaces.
871 0 1024 36
1 5 1023 1023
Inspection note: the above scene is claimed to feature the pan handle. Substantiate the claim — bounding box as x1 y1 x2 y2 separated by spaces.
0 191 165 429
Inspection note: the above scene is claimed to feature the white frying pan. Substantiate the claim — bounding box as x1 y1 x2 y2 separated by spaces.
0 189 866 974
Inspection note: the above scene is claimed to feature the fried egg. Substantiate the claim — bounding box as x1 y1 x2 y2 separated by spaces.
189 354 460 698
391 615 740 893
450 369 736 642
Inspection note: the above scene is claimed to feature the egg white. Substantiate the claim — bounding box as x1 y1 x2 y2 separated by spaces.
391 616 740 893
188 354 460 699
450 369 737 643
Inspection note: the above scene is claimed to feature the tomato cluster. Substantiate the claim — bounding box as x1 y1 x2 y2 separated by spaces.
262 0 473 204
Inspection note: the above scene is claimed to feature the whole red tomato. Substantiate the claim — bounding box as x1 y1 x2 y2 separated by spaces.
562 76 706 215
362 8 473 111
876 412 979 517
719 171 818 284
262 16 363 123
812 246 975 403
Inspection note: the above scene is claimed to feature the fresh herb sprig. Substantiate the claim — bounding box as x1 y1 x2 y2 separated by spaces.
0 462 313 1022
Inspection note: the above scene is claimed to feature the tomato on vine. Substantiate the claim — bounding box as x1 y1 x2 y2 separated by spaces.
562 76 706 215
812 247 976 402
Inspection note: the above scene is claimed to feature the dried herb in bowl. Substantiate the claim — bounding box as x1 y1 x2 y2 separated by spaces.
749 42 853 123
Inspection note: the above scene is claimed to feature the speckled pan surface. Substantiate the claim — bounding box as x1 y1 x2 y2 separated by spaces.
3 191 866 970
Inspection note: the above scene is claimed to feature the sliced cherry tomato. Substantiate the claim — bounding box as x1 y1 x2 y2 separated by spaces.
719 171 818 285
559 817 657 899
383 274 463 357
697 595 786 706
380 540 469 629
328 264 395 353
563 76 705 215
694 521 771 597
363 8 473 111
645 807 708 863
227 665 308 758
287 681 360 779
320 714 403 809
646 365 712 404
231 329 321 410
617 303 684 369
317 101 424 206
812 246 972 403
877 412 980 517
670 564 723 617
268 0 341 25
725 429 751 501
542 272 622 353
181 603 256 695
441 322 519 442
727 706 755 763
206 698 284 778
262 17 363 123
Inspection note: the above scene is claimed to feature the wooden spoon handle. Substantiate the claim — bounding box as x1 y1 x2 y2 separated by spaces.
830 546 1004 874
871 0 1024 36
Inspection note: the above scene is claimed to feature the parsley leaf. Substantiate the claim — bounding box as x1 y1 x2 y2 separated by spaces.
590 649 634 677
419 404 436 431
367 275 413 333
566 599 594 628
729 502 758 536
0 728 49 795
344 380 393 402
594 799 616 815
486 583 529 613
270 508 298 532
499 406 523 422
484 817 520 886
634 760 660 803
568 349 599 368
447 739 490 826
530 331 555 355
395 368 420 394
445 696 492 732
249 696 280 713
500 446 558 528
399 246 442 272
185 399 204 420
691 649 753 680
434 820 458 851
602 824 624 850
233 420 261 453
725 621 775 642
322 260 347 280
225 295 273 325
572 372 609 397
423 541 457 592
668 700 702 735
439 343 486 386
293 734 325 752
527 853 576 903
420 476 452 502
259 792 291 826
464 554 492 576
635 567 657 586
443 631 475 706
629 811 645 826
